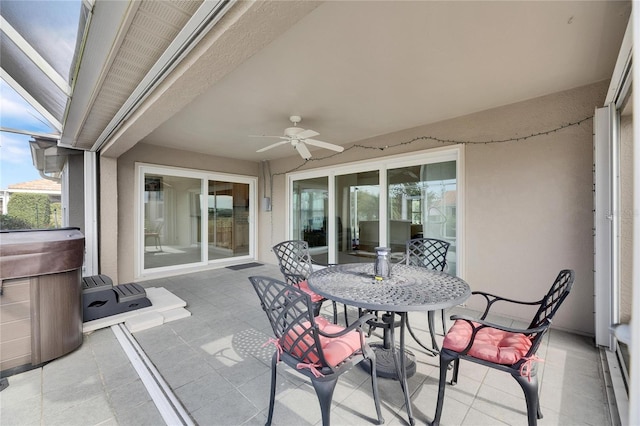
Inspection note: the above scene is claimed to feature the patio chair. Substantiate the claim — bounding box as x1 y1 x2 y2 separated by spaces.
249 276 384 426
144 219 164 251
404 237 450 352
431 269 575 426
272 240 346 323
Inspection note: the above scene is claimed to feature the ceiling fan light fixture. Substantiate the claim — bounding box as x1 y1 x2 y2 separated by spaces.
253 115 343 160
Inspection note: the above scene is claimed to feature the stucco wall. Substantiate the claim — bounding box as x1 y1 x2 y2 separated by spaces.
261 81 607 335
115 143 259 283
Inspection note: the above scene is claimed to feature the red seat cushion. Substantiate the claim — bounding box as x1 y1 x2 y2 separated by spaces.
297 280 325 303
442 320 532 365
282 316 361 368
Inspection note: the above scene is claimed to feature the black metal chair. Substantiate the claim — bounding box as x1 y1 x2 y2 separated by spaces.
431 269 575 426
249 276 384 426
404 238 450 353
272 240 345 323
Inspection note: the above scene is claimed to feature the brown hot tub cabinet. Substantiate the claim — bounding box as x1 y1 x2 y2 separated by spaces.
0 228 84 374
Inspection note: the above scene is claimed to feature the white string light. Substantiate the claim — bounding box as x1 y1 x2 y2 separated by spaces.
273 115 593 176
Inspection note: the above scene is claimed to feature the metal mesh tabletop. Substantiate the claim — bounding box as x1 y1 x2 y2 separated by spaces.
308 263 471 312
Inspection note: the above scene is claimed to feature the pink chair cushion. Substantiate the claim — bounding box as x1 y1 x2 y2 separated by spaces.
442 320 532 365
282 316 361 368
297 280 325 303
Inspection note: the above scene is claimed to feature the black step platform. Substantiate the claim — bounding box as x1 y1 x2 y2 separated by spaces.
82 275 152 322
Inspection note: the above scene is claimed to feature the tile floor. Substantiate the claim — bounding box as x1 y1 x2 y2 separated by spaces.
0 264 614 426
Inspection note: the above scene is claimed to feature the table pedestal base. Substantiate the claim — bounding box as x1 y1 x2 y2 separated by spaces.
361 343 416 379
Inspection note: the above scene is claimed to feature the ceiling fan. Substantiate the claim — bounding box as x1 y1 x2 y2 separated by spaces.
252 115 344 160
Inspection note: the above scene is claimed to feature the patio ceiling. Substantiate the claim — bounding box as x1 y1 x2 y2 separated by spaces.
47 1 635 161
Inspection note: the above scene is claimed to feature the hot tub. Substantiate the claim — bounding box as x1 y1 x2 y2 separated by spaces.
0 228 85 374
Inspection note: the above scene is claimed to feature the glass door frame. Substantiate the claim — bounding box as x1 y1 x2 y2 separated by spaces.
286 145 465 276
135 162 257 279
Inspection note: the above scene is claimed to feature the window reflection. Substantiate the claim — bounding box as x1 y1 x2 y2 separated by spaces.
388 161 457 274
144 174 202 269
292 177 328 264
336 171 379 264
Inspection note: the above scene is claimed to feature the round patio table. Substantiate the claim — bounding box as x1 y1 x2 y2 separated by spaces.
308 262 471 426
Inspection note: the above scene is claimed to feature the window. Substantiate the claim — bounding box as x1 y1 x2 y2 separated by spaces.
136 164 255 278
388 161 457 274
288 146 464 274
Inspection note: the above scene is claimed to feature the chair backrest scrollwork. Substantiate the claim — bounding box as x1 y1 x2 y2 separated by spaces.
405 237 450 272
529 269 575 331
272 240 314 286
249 276 330 370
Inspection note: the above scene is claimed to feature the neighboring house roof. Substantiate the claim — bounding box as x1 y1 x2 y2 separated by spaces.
7 179 61 193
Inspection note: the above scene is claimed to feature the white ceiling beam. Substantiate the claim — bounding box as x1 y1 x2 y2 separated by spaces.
1 68 62 132
0 16 71 96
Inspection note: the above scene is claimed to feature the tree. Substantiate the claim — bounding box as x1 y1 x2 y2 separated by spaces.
7 193 51 229
0 214 32 230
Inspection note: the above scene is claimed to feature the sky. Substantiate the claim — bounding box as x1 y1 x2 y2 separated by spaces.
0 81 49 189
0 0 83 190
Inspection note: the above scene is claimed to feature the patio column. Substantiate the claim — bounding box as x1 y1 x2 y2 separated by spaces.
99 155 119 282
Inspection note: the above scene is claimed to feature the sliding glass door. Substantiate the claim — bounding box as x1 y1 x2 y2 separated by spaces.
143 174 202 269
291 177 329 264
336 171 380 264
289 147 463 271
388 161 457 274
138 164 255 277
208 181 250 259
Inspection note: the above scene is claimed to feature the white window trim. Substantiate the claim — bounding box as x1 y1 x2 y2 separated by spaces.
134 162 257 280
286 145 465 277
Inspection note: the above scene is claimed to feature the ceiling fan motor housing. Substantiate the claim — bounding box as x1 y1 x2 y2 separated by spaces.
284 127 305 138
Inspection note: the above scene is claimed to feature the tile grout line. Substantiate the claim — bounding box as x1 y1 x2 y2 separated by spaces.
111 324 194 426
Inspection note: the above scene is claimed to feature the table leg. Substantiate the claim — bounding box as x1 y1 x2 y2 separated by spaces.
362 312 417 379
406 312 439 356
392 312 415 426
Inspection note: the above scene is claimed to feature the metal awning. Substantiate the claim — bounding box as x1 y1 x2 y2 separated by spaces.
0 0 90 138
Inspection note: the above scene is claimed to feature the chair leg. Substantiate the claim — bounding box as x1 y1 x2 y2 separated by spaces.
512 371 541 426
432 350 456 426
343 304 349 326
266 353 279 426
440 309 447 335
331 300 338 324
427 311 439 351
451 359 460 385
367 356 384 424
310 377 339 426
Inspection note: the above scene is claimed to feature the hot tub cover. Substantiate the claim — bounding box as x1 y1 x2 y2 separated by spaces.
0 228 84 280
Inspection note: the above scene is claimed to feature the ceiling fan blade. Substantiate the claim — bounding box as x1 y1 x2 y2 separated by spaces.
304 138 344 152
256 140 291 153
249 135 288 139
297 129 319 139
295 141 312 160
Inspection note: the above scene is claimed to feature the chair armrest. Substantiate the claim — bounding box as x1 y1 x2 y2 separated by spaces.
393 254 407 264
470 291 543 320
317 313 377 338
449 314 549 336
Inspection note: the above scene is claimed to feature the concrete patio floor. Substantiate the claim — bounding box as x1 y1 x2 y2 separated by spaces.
0 263 615 426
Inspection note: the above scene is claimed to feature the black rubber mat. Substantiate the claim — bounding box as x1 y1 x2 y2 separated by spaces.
226 262 263 270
